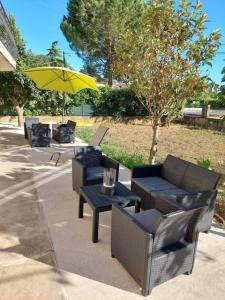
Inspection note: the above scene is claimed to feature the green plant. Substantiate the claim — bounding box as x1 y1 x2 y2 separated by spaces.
76 127 146 169
91 86 148 117
197 159 212 170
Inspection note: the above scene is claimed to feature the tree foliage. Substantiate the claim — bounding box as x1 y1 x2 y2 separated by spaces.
0 17 75 122
114 0 221 163
47 41 64 67
89 86 148 117
0 15 40 125
61 0 146 85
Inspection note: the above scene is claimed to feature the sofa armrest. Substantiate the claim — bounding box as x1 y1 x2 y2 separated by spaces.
176 190 217 210
102 155 120 181
153 190 217 214
132 164 162 179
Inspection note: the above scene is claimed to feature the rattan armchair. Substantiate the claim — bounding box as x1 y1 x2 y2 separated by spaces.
27 123 51 147
111 204 206 296
53 120 76 143
72 146 119 193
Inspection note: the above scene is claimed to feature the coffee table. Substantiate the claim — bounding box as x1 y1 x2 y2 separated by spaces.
79 182 141 243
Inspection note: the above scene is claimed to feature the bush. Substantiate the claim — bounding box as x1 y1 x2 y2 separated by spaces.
21 86 148 117
91 86 148 117
186 96 225 109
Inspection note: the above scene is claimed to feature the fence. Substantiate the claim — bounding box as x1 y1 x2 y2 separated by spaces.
69 104 94 116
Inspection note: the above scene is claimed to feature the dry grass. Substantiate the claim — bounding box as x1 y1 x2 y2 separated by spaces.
101 123 225 175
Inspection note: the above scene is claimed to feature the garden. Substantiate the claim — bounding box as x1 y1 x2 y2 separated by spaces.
0 0 225 299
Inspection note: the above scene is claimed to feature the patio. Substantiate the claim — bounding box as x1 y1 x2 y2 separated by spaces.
0 123 224 300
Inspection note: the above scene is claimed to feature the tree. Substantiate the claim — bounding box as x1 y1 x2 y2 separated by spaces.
47 41 64 67
114 0 221 163
0 15 41 126
60 0 145 85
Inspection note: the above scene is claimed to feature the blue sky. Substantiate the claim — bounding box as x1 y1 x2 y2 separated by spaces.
2 0 225 83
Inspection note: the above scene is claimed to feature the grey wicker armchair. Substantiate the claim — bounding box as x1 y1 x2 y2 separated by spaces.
27 123 51 147
111 204 206 296
53 120 76 143
131 155 221 232
72 146 119 193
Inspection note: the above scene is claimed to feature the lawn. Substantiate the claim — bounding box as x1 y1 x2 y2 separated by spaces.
77 123 225 224
77 123 225 176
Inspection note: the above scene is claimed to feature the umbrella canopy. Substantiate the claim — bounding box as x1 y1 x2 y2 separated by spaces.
24 66 98 94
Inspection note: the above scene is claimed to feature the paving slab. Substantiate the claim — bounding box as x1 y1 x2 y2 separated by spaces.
0 124 225 300
0 125 67 300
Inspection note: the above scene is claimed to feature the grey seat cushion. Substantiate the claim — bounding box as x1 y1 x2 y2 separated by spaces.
152 188 187 203
86 166 104 181
132 176 179 193
180 164 220 192
133 209 162 234
162 155 188 186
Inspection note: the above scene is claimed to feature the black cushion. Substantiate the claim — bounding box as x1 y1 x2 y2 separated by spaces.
132 176 179 193
32 124 49 136
151 188 187 203
180 164 220 192
133 209 162 234
75 146 102 167
162 155 188 186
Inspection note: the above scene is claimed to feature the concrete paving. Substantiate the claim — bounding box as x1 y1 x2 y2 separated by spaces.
0 124 225 300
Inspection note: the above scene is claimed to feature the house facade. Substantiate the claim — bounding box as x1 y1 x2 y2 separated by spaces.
0 1 18 71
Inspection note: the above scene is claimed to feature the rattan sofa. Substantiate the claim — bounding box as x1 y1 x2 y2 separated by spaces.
111 204 206 296
131 155 221 232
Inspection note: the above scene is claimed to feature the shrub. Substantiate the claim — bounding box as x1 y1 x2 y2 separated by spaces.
91 86 148 117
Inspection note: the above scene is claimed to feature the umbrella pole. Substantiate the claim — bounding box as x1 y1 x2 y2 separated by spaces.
62 92 65 122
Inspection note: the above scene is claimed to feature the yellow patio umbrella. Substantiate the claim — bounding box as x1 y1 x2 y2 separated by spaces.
24 66 99 120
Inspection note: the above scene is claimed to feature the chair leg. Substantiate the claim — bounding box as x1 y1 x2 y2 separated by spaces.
185 270 192 275
142 287 151 297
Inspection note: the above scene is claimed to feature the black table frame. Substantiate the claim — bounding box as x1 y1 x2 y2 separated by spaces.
79 182 141 243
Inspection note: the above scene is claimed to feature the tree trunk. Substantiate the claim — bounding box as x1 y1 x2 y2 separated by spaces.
149 121 160 164
15 105 24 127
108 65 113 86
107 39 113 86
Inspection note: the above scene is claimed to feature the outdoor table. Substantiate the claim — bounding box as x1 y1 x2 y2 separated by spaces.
79 182 141 243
